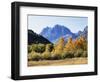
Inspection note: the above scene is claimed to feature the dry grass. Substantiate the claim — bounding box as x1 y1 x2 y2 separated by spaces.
28 57 88 66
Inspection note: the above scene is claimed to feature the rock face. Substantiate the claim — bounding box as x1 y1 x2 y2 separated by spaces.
28 25 88 44
28 29 51 44
40 24 77 43
78 26 88 39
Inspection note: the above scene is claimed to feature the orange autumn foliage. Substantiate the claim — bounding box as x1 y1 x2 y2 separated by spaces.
64 37 76 52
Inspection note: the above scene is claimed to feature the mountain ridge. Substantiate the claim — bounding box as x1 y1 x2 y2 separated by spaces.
40 24 87 43
28 29 52 44
40 24 75 43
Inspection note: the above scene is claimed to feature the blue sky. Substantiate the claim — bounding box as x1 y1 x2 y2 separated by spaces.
28 15 88 34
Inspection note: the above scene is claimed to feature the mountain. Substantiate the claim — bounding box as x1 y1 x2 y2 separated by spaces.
40 24 77 43
28 29 51 44
77 26 88 39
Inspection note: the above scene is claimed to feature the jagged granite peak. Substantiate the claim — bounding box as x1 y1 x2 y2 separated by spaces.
40 24 73 43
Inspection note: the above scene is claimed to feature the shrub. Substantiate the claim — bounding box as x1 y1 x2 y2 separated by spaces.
74 49 83 57
51 53 62 60
32 44 38 51
46 44 54 52
28 53 32 61
62 51 74 58
31 53 41 61
61 52 67 59
32 44 45 53
51 51 75 60
42 52 51 60
82 51 88 57
28 45 32 53
28 52 41 61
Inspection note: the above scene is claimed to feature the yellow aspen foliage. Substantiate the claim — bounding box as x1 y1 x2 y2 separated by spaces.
64 37 75 52
53 37 65 55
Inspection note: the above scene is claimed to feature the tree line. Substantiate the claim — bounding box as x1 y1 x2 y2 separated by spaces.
28 36 87 61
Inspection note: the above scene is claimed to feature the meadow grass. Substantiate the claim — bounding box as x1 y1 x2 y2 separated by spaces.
28 57 87 66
